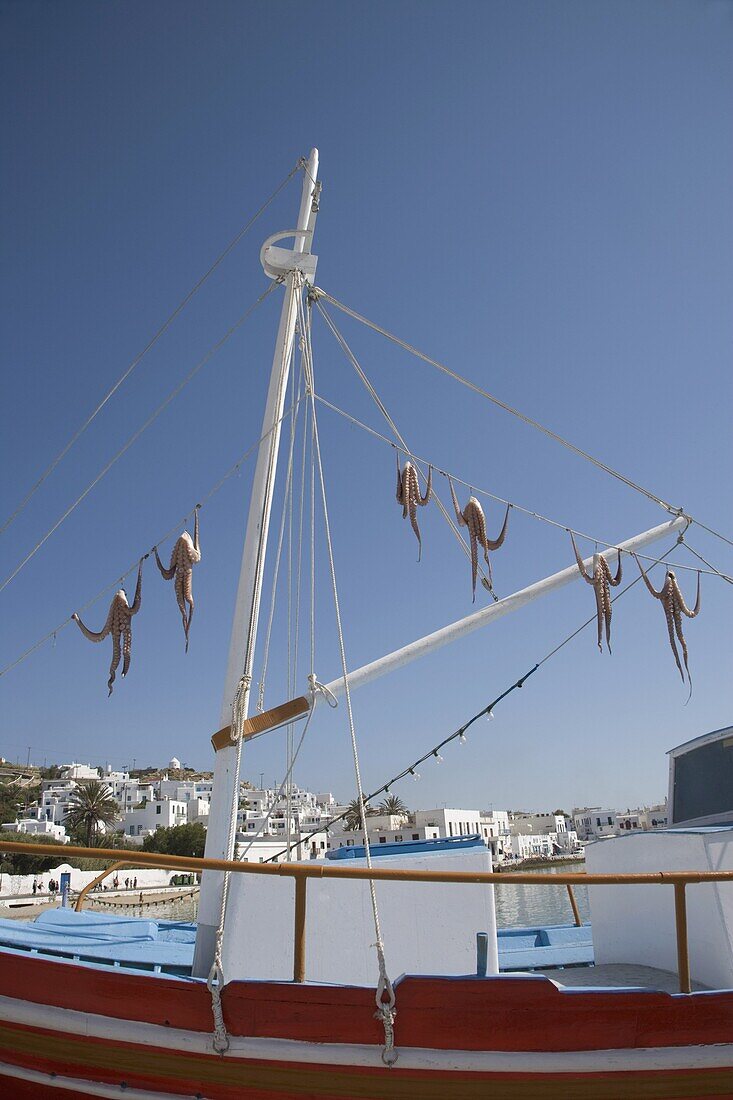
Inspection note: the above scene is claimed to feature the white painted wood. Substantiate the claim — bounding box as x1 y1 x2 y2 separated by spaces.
222 845 499 986
194 150 320 977
323 516 687 699
587 827 733 991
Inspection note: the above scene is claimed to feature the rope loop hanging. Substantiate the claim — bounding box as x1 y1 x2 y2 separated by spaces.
297 286 398 1067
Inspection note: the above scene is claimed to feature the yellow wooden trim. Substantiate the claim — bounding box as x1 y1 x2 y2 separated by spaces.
211 695 310 751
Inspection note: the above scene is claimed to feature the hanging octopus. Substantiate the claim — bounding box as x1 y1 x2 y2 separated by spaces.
635 555 701 693
72 561 143 696
448 478 510 601
569 532 622 653
154 507 201 651
395 455 432 559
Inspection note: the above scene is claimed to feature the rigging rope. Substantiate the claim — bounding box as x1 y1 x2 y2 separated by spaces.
315 299 498 597
311 393 731 583
267 533 688 867
0 281 279 599
299 287 397 1067
681 541 733 587
0 163 301 538
0 396 301 682
313 291 733 543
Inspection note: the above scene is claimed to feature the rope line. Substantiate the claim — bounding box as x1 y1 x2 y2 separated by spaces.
315 299 498 596
299 287 397 1067
267 536 688 867
0 282 278 599
681 541 733 587
312 393 730 582
0 163 300 538
0 397 301 682
313 290 687 515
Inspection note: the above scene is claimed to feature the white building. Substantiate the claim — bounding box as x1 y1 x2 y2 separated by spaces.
123 798 188 841
60 763 99 781
1 813 68 843
479 810 511 861
507 832 556 860
330 819 442 851
573 807 618 842
509 811 580 855
413 807 483 839
237 786 335 862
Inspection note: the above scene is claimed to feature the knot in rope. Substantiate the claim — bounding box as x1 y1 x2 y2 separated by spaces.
308 673 338 708
375 966 398 1067
229 674 252 743
206 958 230 1054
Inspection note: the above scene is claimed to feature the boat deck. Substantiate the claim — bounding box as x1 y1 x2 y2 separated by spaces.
0 910 710 994
546 963 709 992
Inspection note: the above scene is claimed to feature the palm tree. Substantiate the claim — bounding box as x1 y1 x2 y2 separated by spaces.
64 780 119 846
379 794 408 818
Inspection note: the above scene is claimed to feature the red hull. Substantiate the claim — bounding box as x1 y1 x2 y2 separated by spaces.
0 949 731 1098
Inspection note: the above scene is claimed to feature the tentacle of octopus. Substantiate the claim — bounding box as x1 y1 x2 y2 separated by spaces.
395 455 404 507
154 546 176 581
634 555 663 600
193 508 200 556
174 572 188 641
417 465 432 507
674 573 701 618
130 562 143 615
183 570 195 652
609 551 622 586
569 532 593 585
663 598 685 682
601 572 613 652
468 515 479 601
108 630 121 696
486 504 510 552
672 603 692 695
121 628 132 680
448 478 466 528
408 496 422 561
593 584 604 652
73 607 113 644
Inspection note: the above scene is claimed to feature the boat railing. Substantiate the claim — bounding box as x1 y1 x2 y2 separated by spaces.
1 839 729 993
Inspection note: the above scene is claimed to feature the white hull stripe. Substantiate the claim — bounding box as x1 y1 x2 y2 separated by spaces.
0 993 731 1074
0 1059 173 1099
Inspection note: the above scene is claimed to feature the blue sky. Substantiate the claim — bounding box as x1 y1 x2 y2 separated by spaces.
1 1 731 814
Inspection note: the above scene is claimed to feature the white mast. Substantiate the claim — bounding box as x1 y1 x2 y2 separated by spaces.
193 150 320 975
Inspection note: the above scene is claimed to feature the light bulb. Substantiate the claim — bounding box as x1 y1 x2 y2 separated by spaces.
458 733 467 746
409 768 420 782
433 751 443 764
485 709 495 722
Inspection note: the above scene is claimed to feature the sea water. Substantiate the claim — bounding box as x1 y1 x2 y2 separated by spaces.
495 862 589 928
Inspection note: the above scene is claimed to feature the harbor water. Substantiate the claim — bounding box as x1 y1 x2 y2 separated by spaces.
495 861 589 928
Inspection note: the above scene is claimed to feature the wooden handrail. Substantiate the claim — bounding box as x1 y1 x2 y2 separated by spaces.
74 861 132 912
2 840 732 886
566 883 582 927
1 839 720 993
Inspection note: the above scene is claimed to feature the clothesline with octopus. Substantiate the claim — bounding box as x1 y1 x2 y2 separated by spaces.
0 380 725 691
